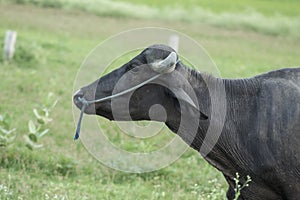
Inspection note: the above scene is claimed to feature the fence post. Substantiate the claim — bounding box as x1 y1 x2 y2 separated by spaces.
3 30 17 63
168 35 179 52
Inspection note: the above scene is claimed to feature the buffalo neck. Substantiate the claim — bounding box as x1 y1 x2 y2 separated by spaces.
166 64 261 175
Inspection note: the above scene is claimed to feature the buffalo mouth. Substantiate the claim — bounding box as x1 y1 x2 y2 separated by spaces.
73 95 95 114
74 97 113 118
73 90 112 116
95 108 114 120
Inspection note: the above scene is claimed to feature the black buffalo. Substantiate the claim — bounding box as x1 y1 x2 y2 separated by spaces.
73 44 300 200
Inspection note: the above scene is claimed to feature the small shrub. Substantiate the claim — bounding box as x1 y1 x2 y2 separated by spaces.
24 92 57 150
13 40 44 68
0 113 16 147
233 173 252 200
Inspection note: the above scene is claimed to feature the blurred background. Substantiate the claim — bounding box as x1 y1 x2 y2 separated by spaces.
0 0 299 199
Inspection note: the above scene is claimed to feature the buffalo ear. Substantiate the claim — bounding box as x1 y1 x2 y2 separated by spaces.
166 88 208 120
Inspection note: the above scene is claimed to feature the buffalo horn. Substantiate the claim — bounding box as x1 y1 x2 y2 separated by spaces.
150 52 177 73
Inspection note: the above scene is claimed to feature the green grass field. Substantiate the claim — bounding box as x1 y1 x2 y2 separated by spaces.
2 0 300 37
0 1 299 199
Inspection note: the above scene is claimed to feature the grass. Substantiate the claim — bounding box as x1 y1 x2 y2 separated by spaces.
116 0 300 17
0 2 299 199
1 0 300 38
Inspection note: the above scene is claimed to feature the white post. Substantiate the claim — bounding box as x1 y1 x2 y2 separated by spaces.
3 30 17 62
168 34 179 52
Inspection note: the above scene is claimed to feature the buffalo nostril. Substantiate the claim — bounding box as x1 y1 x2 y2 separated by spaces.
73 90 84 104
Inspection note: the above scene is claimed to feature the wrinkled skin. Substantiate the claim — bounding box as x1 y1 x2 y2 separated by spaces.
74 44 300 200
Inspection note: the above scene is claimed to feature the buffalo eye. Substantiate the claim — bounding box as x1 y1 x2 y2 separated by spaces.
130 65 140 73
128 60 143 72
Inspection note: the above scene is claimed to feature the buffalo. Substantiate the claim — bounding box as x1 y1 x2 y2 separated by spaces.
73 44 300 200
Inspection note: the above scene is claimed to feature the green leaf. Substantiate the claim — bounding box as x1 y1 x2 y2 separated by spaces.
30 142 43 149
50 99 58 110
24 135 43 150
28 133 38 142
43 92 58 111
40 116 52 124
0 127 9 134
38 129 49 138
45 117 52 123
25 143 33 150
28 120 37 133
42 108 49 117
0 135 7 141
37 118 45 124
5 128 16 136
33 143 43 149
33 108 42 119
36 124 41 132
0 127 15 135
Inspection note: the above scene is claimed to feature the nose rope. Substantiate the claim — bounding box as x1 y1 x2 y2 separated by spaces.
74 73 162 140
85 73 161 104
74 101 88 140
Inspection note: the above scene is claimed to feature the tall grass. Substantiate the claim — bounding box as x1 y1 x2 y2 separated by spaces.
1 0 300 38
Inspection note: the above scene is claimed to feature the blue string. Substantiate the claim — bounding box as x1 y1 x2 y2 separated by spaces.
74 103 87 140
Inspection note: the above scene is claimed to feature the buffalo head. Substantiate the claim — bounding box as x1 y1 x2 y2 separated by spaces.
73 44 208 124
